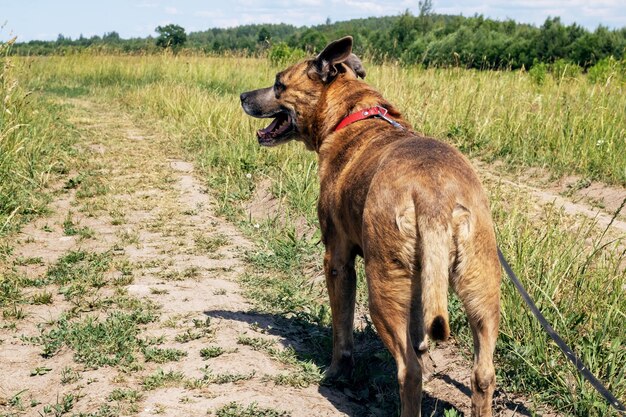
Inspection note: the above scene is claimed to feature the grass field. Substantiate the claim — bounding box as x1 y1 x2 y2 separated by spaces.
0 41 78 236
1 50 625 416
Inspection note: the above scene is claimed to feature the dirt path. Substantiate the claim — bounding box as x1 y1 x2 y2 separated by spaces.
0 98 354 416
0 97 595 417
475 161 626 235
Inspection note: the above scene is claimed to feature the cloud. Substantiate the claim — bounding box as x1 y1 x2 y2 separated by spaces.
277 0 323 5
194 10 213 17
165 7 181 15
335 0 386 14
136 1 158 8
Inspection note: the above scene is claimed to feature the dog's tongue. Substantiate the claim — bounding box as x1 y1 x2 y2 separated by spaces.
257 113 291 140
257 117 281 139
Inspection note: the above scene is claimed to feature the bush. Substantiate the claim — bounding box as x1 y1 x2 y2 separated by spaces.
528 60 548 85
550 58 582 80
268 42 306 66
587 56 626 85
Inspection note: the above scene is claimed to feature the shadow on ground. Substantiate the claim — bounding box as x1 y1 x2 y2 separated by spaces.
204 309 537 417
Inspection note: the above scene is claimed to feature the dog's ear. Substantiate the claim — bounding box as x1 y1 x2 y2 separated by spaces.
344 53 366 79
309 36 354 83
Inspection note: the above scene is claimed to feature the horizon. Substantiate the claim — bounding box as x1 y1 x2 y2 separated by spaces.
1 1 625 43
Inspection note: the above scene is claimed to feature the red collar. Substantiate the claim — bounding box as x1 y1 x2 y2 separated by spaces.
334 105 403 131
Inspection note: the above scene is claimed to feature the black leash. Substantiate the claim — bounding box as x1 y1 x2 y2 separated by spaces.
497 248 626 415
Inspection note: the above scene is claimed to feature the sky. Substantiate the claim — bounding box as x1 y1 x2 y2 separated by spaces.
1 0 625 42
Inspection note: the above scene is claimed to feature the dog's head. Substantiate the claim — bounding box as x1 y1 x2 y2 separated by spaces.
240 36 365 149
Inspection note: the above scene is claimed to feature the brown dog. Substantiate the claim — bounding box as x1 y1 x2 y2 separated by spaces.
241 36 501 417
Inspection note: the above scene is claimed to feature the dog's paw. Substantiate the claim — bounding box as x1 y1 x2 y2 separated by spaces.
322 363 353 386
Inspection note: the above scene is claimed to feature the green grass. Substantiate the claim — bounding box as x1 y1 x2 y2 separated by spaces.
191 365 255 386
175 323 213 343
237 335 322 388
0 272 24 308
34 308 158 368
23 257 161 369
141 368 185 391
214 402 290 417
16 54 626 185
46 250 111 287
44 250 114 309
142 346 187 363
62 211 96 239
0 41 78 236
32 291 54 305
194 233 229 254
39 393 76 416
109 388 142 402
60 367 81 384
200 345 227 359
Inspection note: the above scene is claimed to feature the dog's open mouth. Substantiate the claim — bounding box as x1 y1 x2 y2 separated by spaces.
257 112 295 146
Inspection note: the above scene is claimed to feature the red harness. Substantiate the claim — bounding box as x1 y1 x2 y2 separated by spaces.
334 105 403 131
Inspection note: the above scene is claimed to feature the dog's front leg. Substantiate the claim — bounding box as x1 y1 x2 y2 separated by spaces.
323 238 357 381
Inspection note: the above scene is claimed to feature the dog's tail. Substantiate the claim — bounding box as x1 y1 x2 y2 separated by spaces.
418 216 451 342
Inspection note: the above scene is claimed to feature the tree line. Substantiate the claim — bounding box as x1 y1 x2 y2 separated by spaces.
9 11 626 70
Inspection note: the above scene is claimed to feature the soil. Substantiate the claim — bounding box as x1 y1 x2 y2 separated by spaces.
475 161 626 234
3 97 622 416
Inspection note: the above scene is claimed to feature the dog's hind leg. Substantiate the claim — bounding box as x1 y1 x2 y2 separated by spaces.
409 295 435 382
366 257 421 417
323 235 358 380
451 211 500 417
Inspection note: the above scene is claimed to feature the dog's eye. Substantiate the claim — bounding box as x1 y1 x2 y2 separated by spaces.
274 80 285 95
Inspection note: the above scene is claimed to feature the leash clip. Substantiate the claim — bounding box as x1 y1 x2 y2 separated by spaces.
375 106 403 129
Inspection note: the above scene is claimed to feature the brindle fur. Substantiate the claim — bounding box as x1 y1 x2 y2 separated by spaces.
241 37 501 417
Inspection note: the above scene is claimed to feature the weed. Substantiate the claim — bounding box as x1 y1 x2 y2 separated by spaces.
39 393 76 416
30 366 52 376
9 390 27 409
142 346 187 363
141 368 185 390
62 211 79 236
200 346 227 359
0 44 77 235
109 388 140 402
175 328 208 343
34 304 158 367
60 367 81 384
194 233 228 253
47 250 111 288
214 402 290 417
158 266 200 281
186 365 254 388
3 304 26 320
238 335 321 387
32 291 53 305
75 174 108 199
78 226 96 240
117 228 140 246
0 273 23 306
237 335 275 351
14 256 44 266
109 208 126 225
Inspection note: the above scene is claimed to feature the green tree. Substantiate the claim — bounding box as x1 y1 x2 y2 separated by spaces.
257 27 271 44
417 0 434 34
155 24 187 50
298 29 328 53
